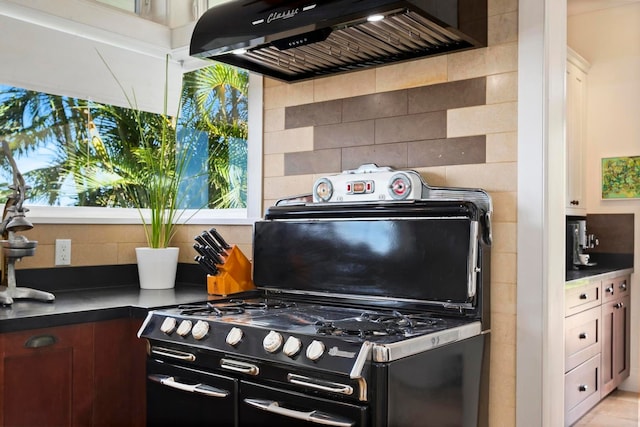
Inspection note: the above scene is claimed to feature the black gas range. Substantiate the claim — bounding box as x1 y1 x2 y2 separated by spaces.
138 164 492 427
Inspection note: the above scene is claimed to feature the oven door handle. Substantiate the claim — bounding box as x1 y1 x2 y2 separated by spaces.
220 358 260 375
148 374 229 398
287 374 353 396
244 398 355 427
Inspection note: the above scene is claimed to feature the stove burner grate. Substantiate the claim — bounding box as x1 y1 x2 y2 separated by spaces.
315 311 444 338
178 299 296 316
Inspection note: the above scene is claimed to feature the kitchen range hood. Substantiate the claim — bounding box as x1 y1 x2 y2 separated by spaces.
190 0 487 82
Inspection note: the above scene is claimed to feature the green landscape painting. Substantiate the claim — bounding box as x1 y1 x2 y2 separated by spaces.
601 156 640 199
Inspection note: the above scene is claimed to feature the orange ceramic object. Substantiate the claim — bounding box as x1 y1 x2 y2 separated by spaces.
207 245 255 296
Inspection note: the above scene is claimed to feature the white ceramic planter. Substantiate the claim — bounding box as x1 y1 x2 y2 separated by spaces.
135 247 179 289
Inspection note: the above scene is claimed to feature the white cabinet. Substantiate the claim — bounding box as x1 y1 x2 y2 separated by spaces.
566 48 590 215
564 273 631 426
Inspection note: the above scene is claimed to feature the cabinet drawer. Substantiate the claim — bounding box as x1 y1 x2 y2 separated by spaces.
565 306 601 372
602 275 630 304
565 354 600 426
565 280 601 317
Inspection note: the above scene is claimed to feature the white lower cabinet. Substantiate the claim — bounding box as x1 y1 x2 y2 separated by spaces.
564 273 631 426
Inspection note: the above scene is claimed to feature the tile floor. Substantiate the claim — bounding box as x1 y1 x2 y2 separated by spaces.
574 389 640 426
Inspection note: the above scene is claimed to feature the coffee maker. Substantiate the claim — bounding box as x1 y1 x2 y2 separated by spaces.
566 218 598 269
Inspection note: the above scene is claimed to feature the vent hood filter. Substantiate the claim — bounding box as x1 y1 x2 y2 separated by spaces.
190 0 487 82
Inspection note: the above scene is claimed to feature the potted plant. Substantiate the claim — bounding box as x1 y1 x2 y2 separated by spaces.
93 53 194 289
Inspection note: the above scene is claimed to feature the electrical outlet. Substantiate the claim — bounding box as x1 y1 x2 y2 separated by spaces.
55 239 71 266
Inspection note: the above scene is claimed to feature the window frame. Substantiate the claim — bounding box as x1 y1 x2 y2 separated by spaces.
20 72 263 226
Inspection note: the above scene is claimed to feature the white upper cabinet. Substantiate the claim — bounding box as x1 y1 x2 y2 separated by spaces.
566 48 591 215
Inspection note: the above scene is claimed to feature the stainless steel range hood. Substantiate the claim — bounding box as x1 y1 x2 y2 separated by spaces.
190 0 487 82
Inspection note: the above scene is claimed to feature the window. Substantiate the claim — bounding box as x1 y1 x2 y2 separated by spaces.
0 65 263 225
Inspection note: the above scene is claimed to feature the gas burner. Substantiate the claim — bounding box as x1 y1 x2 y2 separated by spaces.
315 311 444 338
178 299 296 316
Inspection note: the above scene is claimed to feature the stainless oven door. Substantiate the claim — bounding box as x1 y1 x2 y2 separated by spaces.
239 381 368 426
146 359 237 426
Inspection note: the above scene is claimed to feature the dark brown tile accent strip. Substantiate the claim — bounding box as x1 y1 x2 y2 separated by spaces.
407 136 486 167
408 77 486 114
586 213 634 254
314 120 375 149
341 143 408 171
375 111 446 144
285 100 342 129
342 91 408 122
284 149 342 175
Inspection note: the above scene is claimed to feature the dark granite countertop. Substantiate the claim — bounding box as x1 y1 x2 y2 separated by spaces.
0 283 222 333
0 264 247 334
566 266 634 284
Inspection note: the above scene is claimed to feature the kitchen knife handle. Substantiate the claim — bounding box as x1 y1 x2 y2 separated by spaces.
209 228 232 249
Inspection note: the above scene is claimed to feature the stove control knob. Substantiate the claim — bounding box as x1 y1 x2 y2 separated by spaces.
283 336 302 357
159 317 177 335
306 340 325 361
176 320 193 337
192 320 209 340
263 331 284 353
226 327 243 346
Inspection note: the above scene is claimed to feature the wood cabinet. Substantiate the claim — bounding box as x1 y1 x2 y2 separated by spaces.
566 48 590 216
0 323 93 427
564 273 631 426
601 275 631 397
0 318 146 427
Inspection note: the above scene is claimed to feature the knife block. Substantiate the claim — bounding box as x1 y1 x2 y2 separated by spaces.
207 245 255 296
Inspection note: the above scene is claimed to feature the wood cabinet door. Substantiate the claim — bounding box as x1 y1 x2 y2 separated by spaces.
0 323 93 427
93 318 147 427
601 295 631 397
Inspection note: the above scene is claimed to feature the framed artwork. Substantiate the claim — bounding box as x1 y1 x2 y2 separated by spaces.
601 156 640 199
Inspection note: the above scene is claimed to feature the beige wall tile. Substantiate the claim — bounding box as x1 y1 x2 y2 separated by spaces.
264 107 285 132
491 191 517 223
411 166 449 187
264 153 285 177
488 341 516 425
488 11 518 46
488 0 518 16
375 55 448 92
491 312 516 345
447 48 488 81
486 42 519 75
486 132 517 163
445 162 517 192
492 221 517 254
264 80 314 109
487 72 518 104
490 252 517 284
264 127 314 155
492 281 517 315
313 70 376 101
447 102 517 137
263 175 316 201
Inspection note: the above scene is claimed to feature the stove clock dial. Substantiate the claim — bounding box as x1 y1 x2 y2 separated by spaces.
192 320 209 340
176 320 193 337
283 336 302 357
306 340 326 361
159 317 177 335
263 330 284 353
226 327 244 346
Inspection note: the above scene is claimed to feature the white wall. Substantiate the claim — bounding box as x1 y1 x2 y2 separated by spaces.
0 4 183 114
568 3 640 392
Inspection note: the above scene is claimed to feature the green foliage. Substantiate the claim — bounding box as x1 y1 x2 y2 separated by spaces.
601 156 640 199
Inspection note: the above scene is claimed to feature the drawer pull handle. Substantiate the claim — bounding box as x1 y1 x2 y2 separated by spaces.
615 302 624 309
579 293 588 300
578 385 588 392
605 287 614 294
619 282 627 291
24 334 57 348
578 333 588 339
